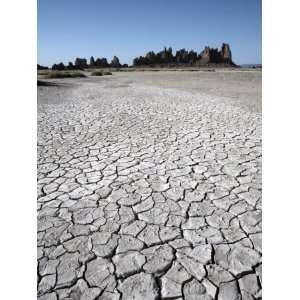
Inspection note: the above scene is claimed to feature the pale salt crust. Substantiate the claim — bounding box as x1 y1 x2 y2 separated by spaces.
37 70 261 299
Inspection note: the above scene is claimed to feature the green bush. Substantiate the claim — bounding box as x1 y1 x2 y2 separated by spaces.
103 71 112 75
44 72 86 79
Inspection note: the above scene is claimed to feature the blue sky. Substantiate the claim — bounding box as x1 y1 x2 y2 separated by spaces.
38 0 261 66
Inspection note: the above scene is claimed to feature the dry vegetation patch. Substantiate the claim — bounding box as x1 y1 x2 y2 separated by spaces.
44 71 86 79
91 71 112 76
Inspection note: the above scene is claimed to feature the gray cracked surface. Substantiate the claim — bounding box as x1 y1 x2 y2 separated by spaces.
37 71 261 299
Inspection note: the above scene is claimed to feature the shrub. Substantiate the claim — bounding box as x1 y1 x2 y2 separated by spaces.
44 72 86 79
91 71 103 76
91 71 112 76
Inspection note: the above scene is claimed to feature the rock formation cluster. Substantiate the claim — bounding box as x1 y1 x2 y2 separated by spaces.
50 56 126 71
39 43 235 70
133 43 235 67
37 64 49 70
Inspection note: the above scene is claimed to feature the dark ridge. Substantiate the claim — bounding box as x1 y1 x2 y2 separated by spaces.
44 72 86 79
37 80 73 87
37 80 58 86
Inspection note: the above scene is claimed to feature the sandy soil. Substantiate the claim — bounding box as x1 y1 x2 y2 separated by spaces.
38 70 261 112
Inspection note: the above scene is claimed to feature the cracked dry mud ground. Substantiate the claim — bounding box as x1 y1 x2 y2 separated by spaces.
37 71 262 300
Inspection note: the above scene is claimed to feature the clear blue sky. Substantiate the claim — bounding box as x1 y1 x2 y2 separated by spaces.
38 0 261 67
